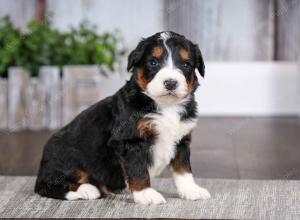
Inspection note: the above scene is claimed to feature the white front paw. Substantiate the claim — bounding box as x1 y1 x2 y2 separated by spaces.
133 188 166 205
178 183 211 200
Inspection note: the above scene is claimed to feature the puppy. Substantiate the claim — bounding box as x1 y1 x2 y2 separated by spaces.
35 31 211 205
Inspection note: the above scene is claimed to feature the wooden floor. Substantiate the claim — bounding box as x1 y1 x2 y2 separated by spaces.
0 117 299 179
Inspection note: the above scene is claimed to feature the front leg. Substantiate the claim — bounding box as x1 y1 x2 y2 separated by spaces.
122 141 166 205
170 134 211 200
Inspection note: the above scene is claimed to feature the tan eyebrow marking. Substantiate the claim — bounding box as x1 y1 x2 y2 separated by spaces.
153 46 164 58
179 49 190 60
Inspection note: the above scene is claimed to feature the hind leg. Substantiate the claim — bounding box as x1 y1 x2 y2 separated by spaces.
35 169 101 200
65 183 101 200
64 170 101 200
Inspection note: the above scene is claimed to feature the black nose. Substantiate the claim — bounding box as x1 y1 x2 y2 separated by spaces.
164 79 178 91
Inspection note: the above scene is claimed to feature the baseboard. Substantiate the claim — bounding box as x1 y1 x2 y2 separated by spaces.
196 62 299 116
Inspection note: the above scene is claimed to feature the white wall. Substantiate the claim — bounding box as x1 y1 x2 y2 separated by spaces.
47 0 164 52
196 62 298 116
0 0 36 31
95 62 300 116
0 0 298 61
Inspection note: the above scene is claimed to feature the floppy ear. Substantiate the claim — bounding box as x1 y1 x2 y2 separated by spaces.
127 39 147 72
194 44 205 78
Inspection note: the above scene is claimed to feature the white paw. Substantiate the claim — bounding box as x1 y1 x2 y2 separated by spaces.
65 183 101 200
173 173 211 200
133 188 166 205
178 183 211 200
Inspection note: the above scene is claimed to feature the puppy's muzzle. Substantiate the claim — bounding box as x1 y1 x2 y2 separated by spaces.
164 79 178 91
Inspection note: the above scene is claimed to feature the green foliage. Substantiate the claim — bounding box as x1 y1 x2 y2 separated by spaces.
0 16 125 77
0 16 23 77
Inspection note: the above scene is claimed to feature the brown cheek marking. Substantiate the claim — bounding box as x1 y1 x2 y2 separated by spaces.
137 117 157 143
137 68 149 91
129 176 150 192
186 72 196 94
153 46 164 58
179 49 190 60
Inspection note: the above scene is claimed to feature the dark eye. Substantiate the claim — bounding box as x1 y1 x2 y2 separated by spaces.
149 59 159 66
183 61 192 69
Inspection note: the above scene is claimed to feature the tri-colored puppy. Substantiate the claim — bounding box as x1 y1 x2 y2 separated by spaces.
35 31 211 205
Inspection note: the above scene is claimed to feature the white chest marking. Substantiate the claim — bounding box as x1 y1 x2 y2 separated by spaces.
147 105 197 177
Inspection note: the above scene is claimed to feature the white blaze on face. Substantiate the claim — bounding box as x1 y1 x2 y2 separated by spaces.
146 32 188 105
160 32 173 68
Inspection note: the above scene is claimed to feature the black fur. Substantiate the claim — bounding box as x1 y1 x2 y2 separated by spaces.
171 134 192 172
35 31 205 199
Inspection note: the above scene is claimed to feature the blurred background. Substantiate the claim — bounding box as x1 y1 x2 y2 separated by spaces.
0 0 299 179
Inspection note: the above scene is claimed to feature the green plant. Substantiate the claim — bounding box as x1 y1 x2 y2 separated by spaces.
63 22 125 69
21 19 66 76
0 16 23 77
0 16 125 77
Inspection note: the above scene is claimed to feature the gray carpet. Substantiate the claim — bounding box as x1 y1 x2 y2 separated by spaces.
0 176 299 219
